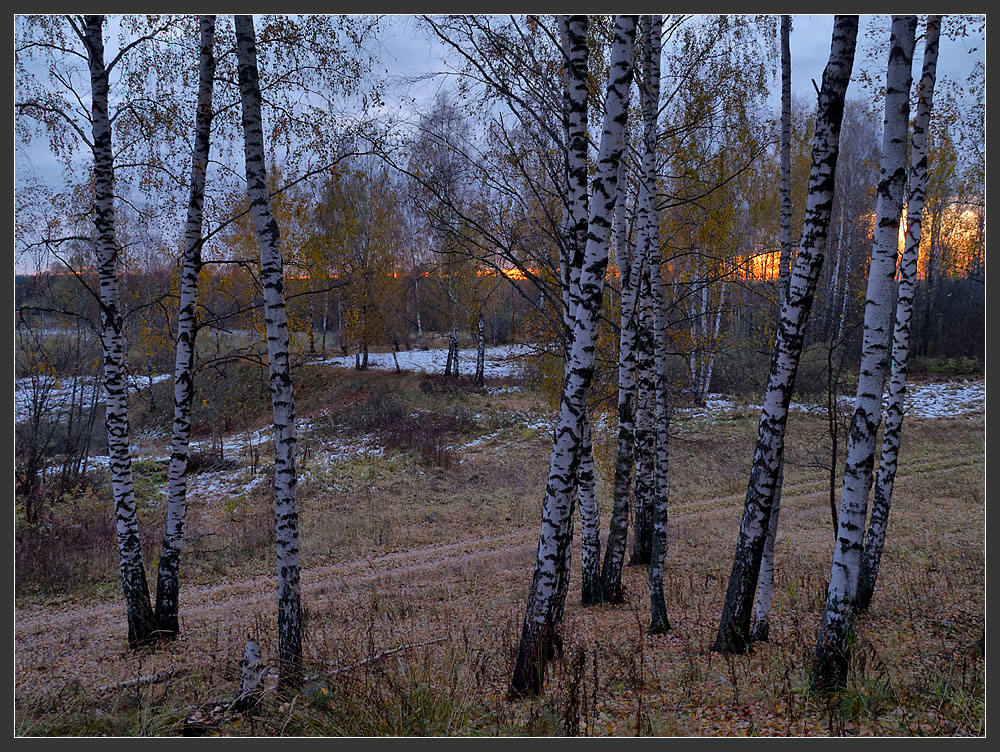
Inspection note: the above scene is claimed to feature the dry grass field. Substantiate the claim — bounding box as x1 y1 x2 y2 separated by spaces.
14 365 985 736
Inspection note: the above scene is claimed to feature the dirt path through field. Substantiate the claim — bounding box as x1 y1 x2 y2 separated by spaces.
15 451 982 703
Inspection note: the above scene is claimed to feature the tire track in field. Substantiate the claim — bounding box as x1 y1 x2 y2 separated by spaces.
16 450 982 648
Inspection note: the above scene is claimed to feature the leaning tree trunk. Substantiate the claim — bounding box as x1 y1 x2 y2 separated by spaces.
155 14 217 637
857 15 941 614
636 13 671 634
235 14 302 686
509 15 635 698
751 13 793 644
713 15 858 655
814 15 916 690
82 14 158 648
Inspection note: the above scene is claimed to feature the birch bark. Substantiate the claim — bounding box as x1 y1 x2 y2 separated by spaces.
814 15 916 689
235 14 303 686
474 312 486 386
857 15 941 614
510 15 635 697
751 14 792 644
81 14 158 648
713 15 858 655
630 268 656 566
637 14 671 634
600 153 644 605
155 15 217 637
555 14 602 608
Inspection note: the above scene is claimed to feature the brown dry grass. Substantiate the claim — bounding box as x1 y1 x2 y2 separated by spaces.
14 369 984 736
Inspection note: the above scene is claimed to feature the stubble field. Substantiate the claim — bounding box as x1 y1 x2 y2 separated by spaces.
14 362 985 736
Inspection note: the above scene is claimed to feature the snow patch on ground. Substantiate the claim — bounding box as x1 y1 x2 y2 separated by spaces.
14 372 171 423
674 379 984 423
314 344 533 379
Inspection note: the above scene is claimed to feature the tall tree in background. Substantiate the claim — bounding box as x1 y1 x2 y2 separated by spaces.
713 15 858 655
509 15 636 698
857 15 943 613
154 14 217 637
814 15 917 690
751 13 792 644
235 13 302 685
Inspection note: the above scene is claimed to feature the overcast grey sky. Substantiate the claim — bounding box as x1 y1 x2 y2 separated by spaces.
14 14 985 273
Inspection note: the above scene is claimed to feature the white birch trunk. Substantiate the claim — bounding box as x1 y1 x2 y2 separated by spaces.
554 15 602 609
413 271 424 348
702 281 725 399
82 15 158 648
474 312 485 386
752 15 792 643
576 411 601 606
636 14 671 634
235 14 302 686
155 15 216 637
510 16 635 697
857 15 940 614
600 147 644 605
630 267 656 566
814 15 916 689
713 16 858 654
235 637 265 710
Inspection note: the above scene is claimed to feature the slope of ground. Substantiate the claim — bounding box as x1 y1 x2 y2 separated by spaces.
14 362 984 736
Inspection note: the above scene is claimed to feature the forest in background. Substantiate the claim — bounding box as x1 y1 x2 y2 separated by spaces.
14 13 984 736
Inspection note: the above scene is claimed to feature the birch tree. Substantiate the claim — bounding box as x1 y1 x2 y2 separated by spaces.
509 15 636 697
154 15 217 637
630 270 656 566
84 15 157 647
557 14 603 608
17 13 189 648
600 141 643 605
713 15 858 655
814 15 917 689
235 14 302 685
636 14 671 634
750 13 792 644
857 16 942 613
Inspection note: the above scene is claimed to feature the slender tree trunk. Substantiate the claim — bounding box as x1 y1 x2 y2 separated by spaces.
713 15 858 655
600 148 643 605
555 15 602 610
82 15 158 648
576 411 601 606
648 264 672 632
308 275 316 354
636 14 670 634
321 287 329 354
701 281 725 399
630 268 655 566
857 15 941 615
337 293 346 354
474 312 485 386
235 14 302 686
155 15 216 637
509 16 634 697
413 270 424 348
751 14 792 644
751 462 782 641
814 15 916 689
